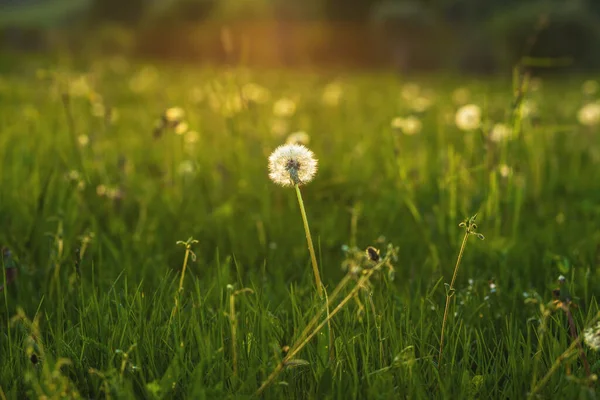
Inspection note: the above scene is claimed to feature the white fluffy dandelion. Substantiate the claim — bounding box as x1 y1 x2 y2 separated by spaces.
268 144 318 187
455 104 481 131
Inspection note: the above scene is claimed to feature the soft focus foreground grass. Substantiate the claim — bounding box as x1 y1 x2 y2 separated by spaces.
1 59 600 399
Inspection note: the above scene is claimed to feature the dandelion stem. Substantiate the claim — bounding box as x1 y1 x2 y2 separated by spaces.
438 229 470 368
295 184 323 298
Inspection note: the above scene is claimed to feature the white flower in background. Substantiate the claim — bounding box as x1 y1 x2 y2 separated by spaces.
489 123 512 142
268 144 317 187
577 102 600 126
582 80 599 96
452 87 470 105
498 164 512 178
175 122 189 135
455 104 481 131
273 98 297 118
184 130 200 145
411 96 433 113
391 116 422 135
322 82 344 106
286 131 311 146
401 83 420 101
165 107 185 123
178 160 196 176
520 99 537 119
77 135 90 147
584 321 600 351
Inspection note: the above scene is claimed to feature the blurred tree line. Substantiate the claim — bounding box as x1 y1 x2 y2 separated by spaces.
2 0 600 72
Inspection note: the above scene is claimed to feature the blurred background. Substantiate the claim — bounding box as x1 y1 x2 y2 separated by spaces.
1 0 600 73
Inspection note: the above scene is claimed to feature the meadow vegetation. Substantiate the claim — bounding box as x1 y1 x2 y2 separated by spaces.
1 59 600 398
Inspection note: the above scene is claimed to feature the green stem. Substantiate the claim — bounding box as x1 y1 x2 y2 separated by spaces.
438 230 470 368
295 185 323 298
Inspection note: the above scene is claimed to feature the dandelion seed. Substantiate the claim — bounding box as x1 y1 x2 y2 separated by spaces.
455 104 481 131
577 102 600 126
285 131 310 146
489 123 512 142
268 144 317 187
584 322 600 351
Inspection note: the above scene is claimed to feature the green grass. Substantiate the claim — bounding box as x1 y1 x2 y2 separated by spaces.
1 59 600 399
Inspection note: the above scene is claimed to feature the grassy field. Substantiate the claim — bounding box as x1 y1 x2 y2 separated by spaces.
1 58 600 399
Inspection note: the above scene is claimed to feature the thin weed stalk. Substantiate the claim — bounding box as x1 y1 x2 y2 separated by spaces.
438 214 483 368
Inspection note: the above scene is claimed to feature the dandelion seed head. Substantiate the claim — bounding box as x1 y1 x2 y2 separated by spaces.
455 104 481 131
268 144 317 187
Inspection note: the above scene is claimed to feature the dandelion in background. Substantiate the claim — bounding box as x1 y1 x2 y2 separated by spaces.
455 104 481 131
242 83 270 104
285 131 311 146
582 80 599 96
520 99 538 119
77 135 90 147
498 164 512 178
268 144 322 297
489 123 512 143
273 98 297 118
577 102 600 127
165 107 185 125
452 87 470 105
391 116 422 136
322 82 344 107
584 321 600 351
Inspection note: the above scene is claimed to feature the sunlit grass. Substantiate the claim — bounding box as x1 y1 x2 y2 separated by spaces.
1 59 600 398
